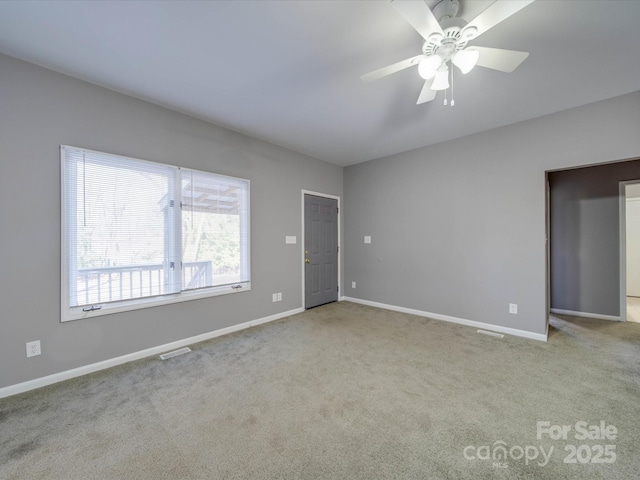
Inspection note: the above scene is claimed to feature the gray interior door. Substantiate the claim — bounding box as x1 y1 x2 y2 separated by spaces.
304 194 338 309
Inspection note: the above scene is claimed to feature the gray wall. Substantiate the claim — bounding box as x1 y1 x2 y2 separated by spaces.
549 160 640 316
2 50 639 390
0 54 343 389
344 91 640 336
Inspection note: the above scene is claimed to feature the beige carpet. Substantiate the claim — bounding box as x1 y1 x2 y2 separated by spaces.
1 301 639 479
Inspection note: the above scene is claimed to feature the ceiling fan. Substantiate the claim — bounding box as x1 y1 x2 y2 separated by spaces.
362 0 535 105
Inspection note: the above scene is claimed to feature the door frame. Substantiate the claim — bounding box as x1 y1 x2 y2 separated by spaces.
620 181 629 322
545 172 550 336
301 190 341 309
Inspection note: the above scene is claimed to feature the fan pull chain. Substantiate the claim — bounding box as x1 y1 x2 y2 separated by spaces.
444 77 448 106
450 67 455 107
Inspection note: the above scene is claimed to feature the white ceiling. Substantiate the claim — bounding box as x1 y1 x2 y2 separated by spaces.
1 0 639 167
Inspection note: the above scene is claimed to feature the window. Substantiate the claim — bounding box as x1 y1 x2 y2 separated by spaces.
61 146 250 321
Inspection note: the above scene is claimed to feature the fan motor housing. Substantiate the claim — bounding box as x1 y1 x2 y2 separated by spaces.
422 26 469 59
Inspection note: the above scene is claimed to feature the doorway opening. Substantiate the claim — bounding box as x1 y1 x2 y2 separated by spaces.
547 159 640 327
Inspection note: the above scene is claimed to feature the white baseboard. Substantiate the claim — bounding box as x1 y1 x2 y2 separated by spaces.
341 297 548 342
549 308 620 322
0 307 304 399
1 299 551 399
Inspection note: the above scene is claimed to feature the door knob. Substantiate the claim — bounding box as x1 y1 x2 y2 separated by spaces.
305 258 310 264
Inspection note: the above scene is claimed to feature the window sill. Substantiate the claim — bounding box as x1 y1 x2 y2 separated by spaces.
61 282 251 322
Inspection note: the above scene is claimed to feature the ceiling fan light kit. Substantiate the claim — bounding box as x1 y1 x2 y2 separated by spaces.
431 68 450 91
362 0 535 105
418 54 442 79
452 48 479 74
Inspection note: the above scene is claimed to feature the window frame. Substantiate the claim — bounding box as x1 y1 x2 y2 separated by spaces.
60 145 250 322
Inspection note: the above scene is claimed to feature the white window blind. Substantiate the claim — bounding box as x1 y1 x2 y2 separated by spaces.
61 146 250 320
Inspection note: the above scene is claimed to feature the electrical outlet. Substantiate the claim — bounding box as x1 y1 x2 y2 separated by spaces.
277 292 282 301
26 340 41 358
272 293 278 302
509 303 518 315
352 281 356 289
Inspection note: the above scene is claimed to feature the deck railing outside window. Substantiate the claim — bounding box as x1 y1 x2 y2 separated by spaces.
76 261 212 305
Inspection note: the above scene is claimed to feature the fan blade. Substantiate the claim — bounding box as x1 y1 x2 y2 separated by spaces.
473 46 529 73
361 55 424 83
417 79 437 104
464 0 535 40
391 0 444 40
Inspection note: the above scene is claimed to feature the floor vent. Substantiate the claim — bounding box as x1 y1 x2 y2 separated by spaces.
160 347 192 360
477 329 504 338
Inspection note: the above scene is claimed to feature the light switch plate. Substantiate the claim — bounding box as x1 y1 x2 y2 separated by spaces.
285 236 297 244
364 236 372 244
